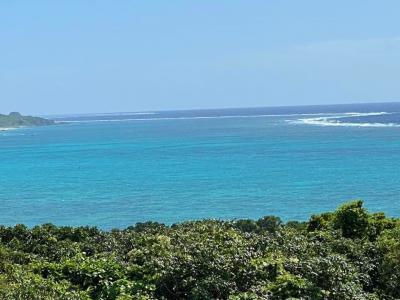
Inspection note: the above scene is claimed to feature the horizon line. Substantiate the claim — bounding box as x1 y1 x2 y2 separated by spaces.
36 100 400 118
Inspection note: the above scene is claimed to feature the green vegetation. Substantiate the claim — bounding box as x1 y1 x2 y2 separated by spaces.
0 112 54 128
1 200 399 299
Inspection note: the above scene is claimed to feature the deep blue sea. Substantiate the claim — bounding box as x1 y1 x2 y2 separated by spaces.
1 102 400 229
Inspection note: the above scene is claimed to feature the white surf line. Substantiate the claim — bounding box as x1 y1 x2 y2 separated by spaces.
290 112 400 127
43 112 156 119
0 127 17 131
54 112 348 123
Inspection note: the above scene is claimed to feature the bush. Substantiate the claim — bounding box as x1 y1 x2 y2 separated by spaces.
0 201 399 299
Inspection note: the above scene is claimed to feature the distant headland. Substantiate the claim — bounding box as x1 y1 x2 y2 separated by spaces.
0 112 55 130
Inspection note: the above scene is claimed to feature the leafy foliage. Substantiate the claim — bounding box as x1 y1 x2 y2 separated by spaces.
0 201 399 299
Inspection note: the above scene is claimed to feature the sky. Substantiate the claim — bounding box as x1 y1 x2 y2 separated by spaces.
1 1 400 115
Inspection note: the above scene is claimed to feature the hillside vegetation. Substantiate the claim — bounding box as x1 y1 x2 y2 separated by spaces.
0 112 54 128
0 201 399 299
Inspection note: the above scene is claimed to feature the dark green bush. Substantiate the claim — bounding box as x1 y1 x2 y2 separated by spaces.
0 201 399 299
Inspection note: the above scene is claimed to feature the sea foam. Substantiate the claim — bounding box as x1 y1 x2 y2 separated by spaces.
56 112 338 123
291 112 400 127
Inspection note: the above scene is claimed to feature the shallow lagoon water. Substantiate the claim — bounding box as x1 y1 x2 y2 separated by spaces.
1 103 400 229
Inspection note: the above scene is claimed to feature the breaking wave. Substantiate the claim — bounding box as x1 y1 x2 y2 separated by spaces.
55 112 336 123
290 112 400 127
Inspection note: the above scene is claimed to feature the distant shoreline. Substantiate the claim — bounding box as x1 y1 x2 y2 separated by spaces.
0 112 55 130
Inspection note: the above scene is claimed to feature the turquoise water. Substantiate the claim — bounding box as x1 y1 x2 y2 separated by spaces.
1 103 400 228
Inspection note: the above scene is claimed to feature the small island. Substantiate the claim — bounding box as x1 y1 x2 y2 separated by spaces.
0 112 55 130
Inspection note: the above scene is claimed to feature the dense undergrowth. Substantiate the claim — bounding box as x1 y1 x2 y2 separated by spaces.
0 200 399 299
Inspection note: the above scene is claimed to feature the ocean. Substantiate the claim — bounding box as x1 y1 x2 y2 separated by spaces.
1 102 400 229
